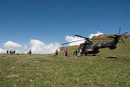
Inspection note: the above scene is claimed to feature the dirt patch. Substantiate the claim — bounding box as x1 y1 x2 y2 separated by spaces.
34 61 40 63
11 67 15 69
105 56 119 58
33 59 46 63
7 75 19 78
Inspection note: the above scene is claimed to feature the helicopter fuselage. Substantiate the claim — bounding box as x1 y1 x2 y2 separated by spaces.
78 36 121 55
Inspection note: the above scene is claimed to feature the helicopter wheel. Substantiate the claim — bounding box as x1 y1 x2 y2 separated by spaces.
85 53 87 56
93 54 96 56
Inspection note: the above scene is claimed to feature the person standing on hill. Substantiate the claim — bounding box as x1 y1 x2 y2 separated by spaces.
13 50 15 54
64 49 68 56
55 49 58 56
7 50 9 55
79 48 82 56
73 50 75 55
29 49 32 54
75 49 78 57
10 50 12 55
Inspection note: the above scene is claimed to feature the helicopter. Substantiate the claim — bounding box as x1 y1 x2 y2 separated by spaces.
61 28 128 56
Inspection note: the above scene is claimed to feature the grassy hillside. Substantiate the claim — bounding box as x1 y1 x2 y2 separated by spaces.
0 37 130 87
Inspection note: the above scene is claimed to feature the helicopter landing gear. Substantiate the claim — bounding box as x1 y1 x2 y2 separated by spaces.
85 53 87 56
93 54 96 56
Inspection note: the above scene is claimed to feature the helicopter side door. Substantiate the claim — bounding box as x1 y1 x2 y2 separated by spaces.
84 42 94 53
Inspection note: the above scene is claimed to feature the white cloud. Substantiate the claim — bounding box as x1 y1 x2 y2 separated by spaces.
0 48 6 53
24 45 27 50
65 31 103 46
15 45 28 54
3 41 21 48
0 40 61 54
89 31 103 38
65 35 85 46
29 39 61 54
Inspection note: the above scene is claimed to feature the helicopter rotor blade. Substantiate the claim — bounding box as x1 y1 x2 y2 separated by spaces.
61 39 85 45
61 43 70 45
75 34 88 39
75 34 90 41
121 38 125 43
122 32 128 35
119 27 121 35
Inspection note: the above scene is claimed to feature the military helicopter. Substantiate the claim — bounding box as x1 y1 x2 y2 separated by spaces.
61 28 128 56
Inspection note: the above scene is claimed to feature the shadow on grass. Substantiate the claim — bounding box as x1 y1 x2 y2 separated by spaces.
105 56 118 58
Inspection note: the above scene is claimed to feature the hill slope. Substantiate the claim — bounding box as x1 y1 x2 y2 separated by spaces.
0 35 130 87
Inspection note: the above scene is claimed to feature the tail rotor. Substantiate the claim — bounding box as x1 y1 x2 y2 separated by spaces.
108 27 128 43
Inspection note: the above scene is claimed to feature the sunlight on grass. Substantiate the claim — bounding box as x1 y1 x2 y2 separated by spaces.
0 38 130 87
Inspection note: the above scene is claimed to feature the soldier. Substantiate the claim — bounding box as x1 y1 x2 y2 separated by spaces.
79 48 82 56
10 50 12 55
29 49 32 54
7 50 9 55
55 49 58 56
75 49 78 57
64 49 68 56
13 50 15 54
73 50 75 55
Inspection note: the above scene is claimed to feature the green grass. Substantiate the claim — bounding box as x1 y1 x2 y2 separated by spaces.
0 38 130 87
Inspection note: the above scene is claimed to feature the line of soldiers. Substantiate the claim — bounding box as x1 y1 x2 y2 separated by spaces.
55 49 80 57
7 50 15 55
55 49 68 56
6 49 32 55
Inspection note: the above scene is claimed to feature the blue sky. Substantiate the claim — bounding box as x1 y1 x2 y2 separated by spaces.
0 0 130 53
